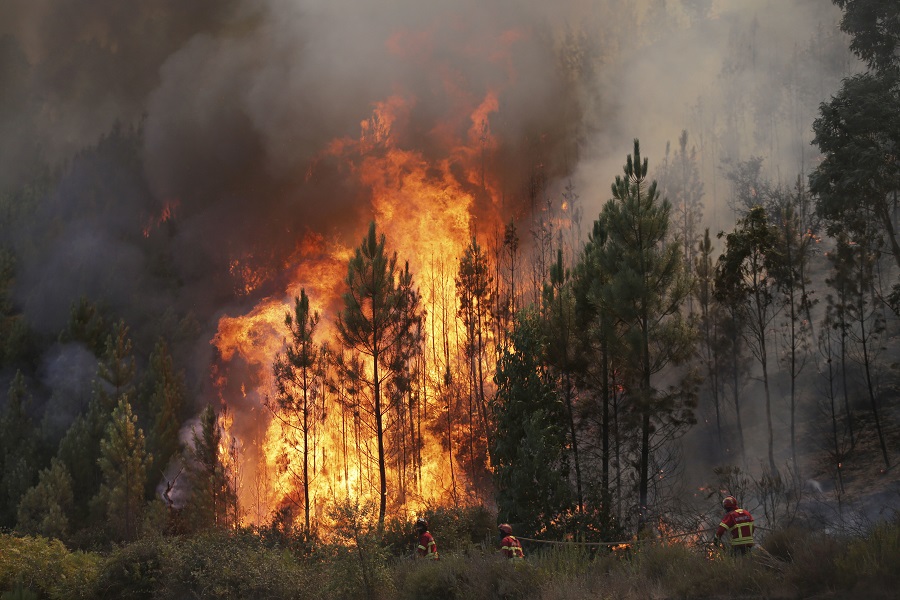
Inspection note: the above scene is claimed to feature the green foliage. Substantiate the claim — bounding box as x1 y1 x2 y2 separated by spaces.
92 398 151 542
142 338 187 495
382 505 495 557
323 499 394 600
810 67 900 274
1 581 40 600
833 0 900 73
491 308 572 536
271 289 325 535
0 373 39 528
0 250 34 368
93 536 164 599
184 404 237 531
396 554 540 600
96 532 311 600
595 139 696 518
836 518 900 587
59 297 109 357
0 534 101 599
16 458 74 540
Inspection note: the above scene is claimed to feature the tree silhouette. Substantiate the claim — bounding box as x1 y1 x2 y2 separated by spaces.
337 222 422 530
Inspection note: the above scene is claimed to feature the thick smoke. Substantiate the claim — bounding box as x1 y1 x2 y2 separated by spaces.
0 0 858 490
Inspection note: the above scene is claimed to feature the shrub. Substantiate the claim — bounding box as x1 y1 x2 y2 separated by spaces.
391 549 545 600
770 528 843 595
0 533 101 599
383 505 495 558
836 518 900 589
93 536 165 599
157 530 309 600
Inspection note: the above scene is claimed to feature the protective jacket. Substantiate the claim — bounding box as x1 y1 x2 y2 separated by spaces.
716 508 755 548
501 535 524 559
417 531 439 559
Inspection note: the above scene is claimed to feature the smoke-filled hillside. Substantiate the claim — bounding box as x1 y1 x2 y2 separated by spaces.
1 0 898 564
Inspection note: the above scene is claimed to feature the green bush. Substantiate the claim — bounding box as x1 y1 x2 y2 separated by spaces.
382 505 495 558
836 519 900 589
396 553 541 600
93 536 165 599
157 531 309 600
771 529 843 595
0 534 101 599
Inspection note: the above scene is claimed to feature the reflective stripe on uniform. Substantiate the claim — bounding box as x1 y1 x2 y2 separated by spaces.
720 509 754 546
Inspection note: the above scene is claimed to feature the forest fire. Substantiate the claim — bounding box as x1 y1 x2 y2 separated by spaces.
210 88 507 529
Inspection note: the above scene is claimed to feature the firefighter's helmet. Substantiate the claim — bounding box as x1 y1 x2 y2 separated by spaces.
722 495 738 511
415 517 428 531
498 523 513 536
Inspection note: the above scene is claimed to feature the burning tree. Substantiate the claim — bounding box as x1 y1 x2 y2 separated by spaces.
455 237 495 485
184 404 237 530
270 289 326 536
337 221 423 530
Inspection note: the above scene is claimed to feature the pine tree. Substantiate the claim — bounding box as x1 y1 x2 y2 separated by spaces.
92 398 150 541
271 289 325 535
0 249 33 368
0 371 40 527
543 247 584 513
57 319 137 522
337 222 423 530
491 309 571 536
16 458 74 540
455 237 495 475
594 139 696 530
573 218 616 528
185 404 236 530
144 338 187 495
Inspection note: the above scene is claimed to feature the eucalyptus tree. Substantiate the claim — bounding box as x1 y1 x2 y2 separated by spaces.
771 182 817 474
832 229 891 469
658 130 705 294
694 229 724 449
337 221 423 530
813 1 900 309
811 72 900 274
594 140 696 529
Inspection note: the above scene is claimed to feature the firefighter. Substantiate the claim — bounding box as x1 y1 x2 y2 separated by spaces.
415 517 439 560
498 523 525 560
715 495 755 555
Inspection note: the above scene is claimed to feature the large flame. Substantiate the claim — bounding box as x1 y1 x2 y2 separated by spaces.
211 84 506 528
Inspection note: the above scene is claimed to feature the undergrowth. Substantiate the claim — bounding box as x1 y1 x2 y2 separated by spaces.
1 518 899 599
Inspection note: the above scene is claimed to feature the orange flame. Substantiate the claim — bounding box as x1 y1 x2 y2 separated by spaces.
211 88 505 528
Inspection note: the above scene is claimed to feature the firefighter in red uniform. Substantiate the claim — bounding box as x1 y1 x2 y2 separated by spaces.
716 495 755 555
415 517 439 560
498 523 524 560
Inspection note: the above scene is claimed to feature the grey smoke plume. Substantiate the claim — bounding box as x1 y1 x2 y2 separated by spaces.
0 0 856 465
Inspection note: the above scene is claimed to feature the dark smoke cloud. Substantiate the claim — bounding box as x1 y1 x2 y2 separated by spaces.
1 0 857 480
0 0 580 402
